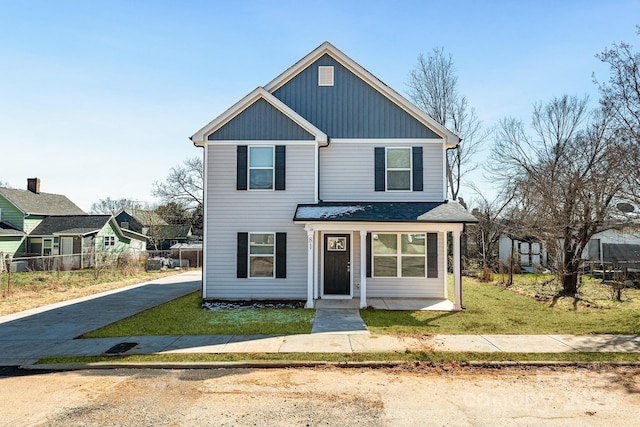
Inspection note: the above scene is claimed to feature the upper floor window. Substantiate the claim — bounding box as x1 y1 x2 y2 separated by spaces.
375 146 422 192
249 146 274 190
386 147 412 191
238 145 286 191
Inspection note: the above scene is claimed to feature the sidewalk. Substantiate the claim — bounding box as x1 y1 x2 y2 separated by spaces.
0 271 639 367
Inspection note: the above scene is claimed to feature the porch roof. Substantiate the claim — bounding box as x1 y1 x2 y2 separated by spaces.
30 215 111 236
293 201 478 223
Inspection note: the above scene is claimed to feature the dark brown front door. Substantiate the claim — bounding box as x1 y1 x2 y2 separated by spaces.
324 234 350 295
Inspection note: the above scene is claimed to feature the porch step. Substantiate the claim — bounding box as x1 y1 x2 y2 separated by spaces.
311 308 369 335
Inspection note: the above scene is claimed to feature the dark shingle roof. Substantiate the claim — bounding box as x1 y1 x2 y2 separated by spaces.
30 215 111 236
123 209 168 226
0 187 86 216
294 201 478 223
0 221 25 236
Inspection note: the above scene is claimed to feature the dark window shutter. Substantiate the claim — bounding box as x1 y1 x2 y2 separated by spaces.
412 146 423 192
374 147 385 191
366 232 372 278
427 232 438 278
237 232 248 278
237 146 248 190
275 145 286 191
276 232 287 278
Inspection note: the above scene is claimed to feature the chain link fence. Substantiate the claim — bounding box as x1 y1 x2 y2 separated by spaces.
0 249 202 274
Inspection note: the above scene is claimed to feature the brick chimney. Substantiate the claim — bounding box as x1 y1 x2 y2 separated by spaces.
27 178 40 194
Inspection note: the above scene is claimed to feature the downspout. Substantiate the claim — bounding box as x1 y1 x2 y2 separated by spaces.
444 137 462 202
317 138 331 203
189 135 205 298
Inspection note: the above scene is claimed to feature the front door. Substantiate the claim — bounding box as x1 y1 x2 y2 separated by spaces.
323 234 350 296
61 237 74 268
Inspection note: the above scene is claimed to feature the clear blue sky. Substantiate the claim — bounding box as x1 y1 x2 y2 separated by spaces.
1 0 638 211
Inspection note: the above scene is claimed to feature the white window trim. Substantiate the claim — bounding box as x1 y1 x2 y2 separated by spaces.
385 147 412 192
372 233 426 278
103 235 116 248
248 145 275 191
248 232 275 279
318 66 334 86
42 237 54 256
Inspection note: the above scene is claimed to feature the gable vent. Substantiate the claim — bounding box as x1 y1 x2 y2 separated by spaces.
318 66 334 86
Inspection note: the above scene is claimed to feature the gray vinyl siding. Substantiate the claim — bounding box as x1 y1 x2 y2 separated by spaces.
205 143 316 299
273 54 440 139
320 141 444 202
366 231 446 298
208 98 315 141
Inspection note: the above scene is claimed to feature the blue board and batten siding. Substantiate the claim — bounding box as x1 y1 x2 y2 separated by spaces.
209 98 315 141
273 54 440 139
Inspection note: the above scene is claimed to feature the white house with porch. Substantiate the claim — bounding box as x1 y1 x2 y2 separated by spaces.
190 42 477 310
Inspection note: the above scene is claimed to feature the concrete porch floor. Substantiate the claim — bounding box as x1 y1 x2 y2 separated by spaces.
314 298 454 311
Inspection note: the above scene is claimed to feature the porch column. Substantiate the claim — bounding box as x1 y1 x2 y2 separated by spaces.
359 229 367 309
453 228 462 311
305 226 315 308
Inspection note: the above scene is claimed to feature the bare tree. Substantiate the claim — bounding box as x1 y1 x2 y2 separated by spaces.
468 185 515 270
89 198 149 215
0 181 9 188
152 157 203 209
407 48 489 201
491 95 625 295
594 27 640 202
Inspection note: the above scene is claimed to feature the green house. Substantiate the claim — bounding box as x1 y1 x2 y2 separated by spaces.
0 179 85 257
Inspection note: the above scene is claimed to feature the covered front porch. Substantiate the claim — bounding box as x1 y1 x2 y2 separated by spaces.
294 202 477 311
315 297 454 310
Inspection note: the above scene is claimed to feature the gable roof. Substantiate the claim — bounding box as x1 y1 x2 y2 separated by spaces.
264 42 459 147
191 87 328 145
191 43 458 147
0 187 86 216
118 209 168 226
30 215 112 236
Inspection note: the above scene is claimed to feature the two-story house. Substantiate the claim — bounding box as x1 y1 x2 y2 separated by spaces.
190 42 477 310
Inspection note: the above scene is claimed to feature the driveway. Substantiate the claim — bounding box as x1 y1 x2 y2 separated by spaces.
0 271 201 365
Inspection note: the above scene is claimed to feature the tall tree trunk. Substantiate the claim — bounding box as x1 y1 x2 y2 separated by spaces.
562 257 580 295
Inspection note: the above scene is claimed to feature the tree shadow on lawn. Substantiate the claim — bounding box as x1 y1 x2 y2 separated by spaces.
360 310 458 332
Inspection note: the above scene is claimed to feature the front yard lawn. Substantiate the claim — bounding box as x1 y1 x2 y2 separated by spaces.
83 292 315 337
362 275 640 335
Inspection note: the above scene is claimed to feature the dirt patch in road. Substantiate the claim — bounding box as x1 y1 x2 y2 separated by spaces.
2 364 638 426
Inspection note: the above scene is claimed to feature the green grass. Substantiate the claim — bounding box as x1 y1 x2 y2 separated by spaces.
361 276 640 335
37 351 640 365
83 292 315 337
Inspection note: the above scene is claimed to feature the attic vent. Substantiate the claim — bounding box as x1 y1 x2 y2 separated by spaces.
318 66 334 86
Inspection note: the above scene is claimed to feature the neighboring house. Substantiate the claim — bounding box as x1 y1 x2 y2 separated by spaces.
190 42 477 309
115 209 193 250
0 179 86 257
582 222 640 266
28 215 147 269
498 234 548 271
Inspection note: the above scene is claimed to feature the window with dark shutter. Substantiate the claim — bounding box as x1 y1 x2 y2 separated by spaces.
276 232 287 278
427 232 438 278
237 146 248 190
275 146 286 191
366 232 372 277
374 147 385 191
237 232 248 278
412 146 423 192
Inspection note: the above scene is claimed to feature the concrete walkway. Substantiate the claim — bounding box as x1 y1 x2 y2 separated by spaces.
1 272 639 366
311 299 368 334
